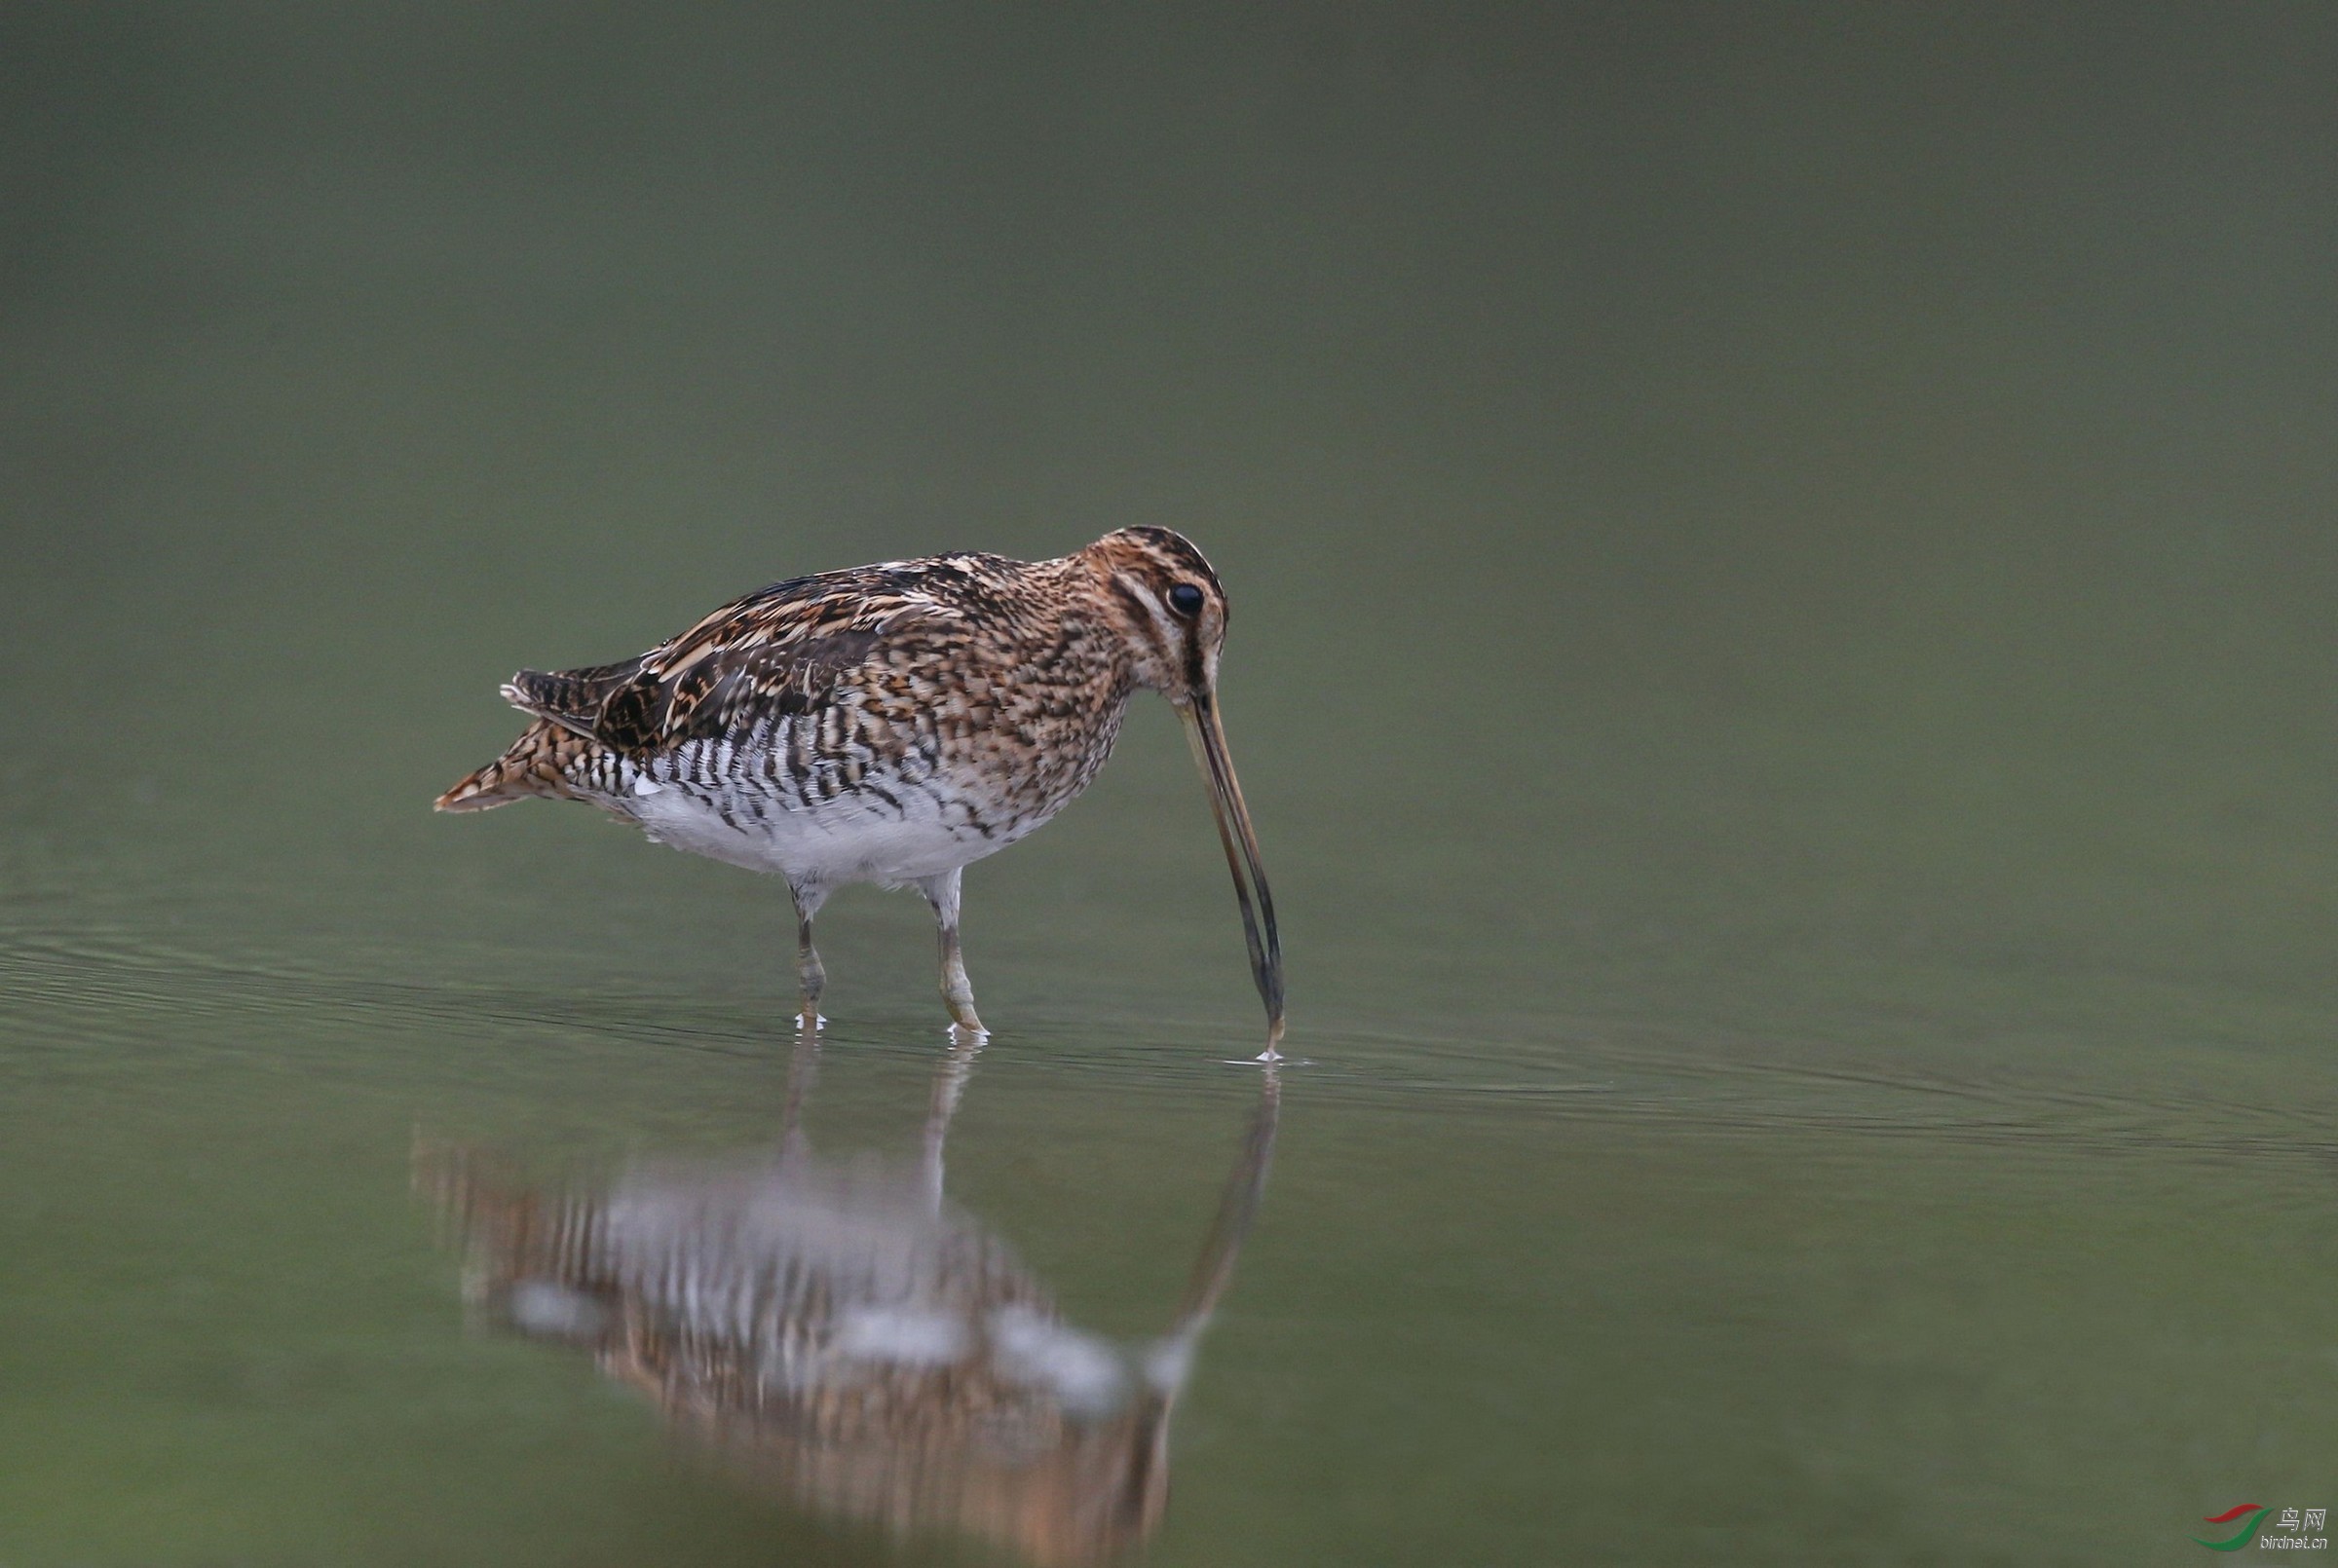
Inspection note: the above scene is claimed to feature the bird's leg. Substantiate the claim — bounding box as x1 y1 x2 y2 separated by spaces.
915 868 986 1035
917 1027 983 1215
778 1015 821 1169
787 878 829 1028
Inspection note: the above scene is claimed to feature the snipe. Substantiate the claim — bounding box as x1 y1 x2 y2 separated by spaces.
419 1035 1281 1566
436 528 1284 1052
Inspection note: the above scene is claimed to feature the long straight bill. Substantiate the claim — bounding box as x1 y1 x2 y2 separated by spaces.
1180 694 1285 1055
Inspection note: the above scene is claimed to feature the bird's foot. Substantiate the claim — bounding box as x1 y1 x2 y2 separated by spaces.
943 991 987 1036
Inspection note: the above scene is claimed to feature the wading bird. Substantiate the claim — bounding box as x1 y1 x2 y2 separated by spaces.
435 528 1283 1052
419 1034 1280 1566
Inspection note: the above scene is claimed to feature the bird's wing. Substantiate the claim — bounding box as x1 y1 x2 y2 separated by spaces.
500 657 647 738
507 570 967 757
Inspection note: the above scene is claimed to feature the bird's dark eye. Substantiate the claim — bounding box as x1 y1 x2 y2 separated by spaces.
1167 582 1206 616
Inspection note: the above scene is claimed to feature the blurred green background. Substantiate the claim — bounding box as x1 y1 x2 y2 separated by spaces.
3 6 2335 1565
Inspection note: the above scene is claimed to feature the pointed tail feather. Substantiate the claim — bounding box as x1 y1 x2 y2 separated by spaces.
434 761 530 812
434 720 587 812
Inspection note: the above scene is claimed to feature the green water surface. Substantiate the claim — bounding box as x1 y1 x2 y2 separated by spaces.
5 7 2336 1565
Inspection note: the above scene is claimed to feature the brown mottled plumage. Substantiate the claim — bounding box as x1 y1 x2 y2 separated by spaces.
437 528 1284 1049
418 1041 1279 1567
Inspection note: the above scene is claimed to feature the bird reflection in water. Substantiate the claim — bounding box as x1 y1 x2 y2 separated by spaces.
420 1033 1278 1567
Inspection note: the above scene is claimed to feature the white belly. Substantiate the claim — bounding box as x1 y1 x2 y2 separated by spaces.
616 770 1041 888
